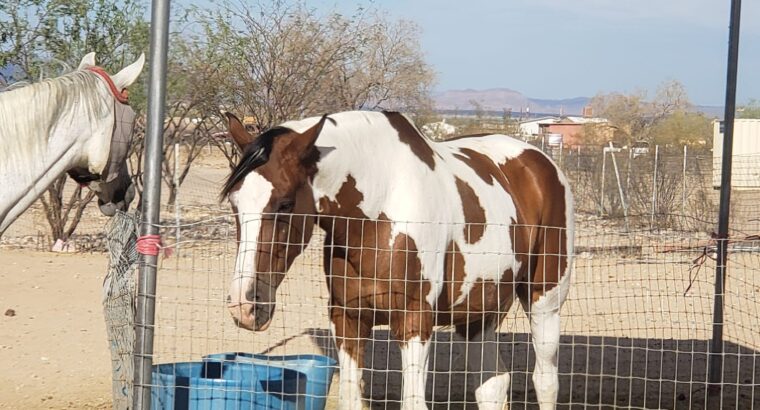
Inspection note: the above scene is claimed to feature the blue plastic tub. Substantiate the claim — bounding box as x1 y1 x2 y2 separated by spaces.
151 360 307 409
202 353 337 410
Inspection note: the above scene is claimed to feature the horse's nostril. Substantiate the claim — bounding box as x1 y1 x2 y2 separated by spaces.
245 288 260 303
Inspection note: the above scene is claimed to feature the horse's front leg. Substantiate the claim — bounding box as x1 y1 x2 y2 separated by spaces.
330 305 371 410
391 307 433 410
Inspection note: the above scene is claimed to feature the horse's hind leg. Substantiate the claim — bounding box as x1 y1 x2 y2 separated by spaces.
457 317 510 410
526 303 560 410
519 277 569 410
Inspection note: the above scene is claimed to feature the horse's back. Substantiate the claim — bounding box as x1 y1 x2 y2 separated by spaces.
439 133 573 296
438 133 570 227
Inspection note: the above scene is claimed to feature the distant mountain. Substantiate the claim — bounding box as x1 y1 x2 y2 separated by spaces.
433 88 724 119
692 105 724 119
433 88 590 116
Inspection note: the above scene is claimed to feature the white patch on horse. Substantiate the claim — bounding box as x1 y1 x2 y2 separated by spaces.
229 172 273 305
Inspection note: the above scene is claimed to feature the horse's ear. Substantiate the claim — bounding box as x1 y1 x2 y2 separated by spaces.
112 53 145 90
78 52 96 70
292 115 333 160
225 112 256 150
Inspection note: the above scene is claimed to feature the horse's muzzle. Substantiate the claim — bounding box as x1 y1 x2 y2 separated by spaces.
96 182 135 216
98 200 127 216
228 302 273 331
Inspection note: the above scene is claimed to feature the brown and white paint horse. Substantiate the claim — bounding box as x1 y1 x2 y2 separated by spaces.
222 110 574 409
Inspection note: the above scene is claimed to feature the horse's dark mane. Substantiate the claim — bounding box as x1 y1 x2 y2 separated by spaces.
221 127 290 198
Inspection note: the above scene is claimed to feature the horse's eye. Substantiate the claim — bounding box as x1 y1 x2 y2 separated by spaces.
276 199 295 213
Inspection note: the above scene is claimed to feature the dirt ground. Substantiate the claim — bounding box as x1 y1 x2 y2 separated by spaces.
0 251 112 409
2 242 758 409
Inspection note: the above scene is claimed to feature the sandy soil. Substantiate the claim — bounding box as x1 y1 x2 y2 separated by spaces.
2 242 758 409
0 251 112 409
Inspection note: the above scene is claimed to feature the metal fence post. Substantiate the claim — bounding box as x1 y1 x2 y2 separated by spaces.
682 145 687 217
174 141 180 257
133 0 171 408
650 145 659 230
710 0 742 394
600 148 607 215
608 142 628 231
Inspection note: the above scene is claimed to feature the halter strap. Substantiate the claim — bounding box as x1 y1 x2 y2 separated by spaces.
86 66 129 104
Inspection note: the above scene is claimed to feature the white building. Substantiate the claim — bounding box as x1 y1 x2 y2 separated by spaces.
518 116 559 138
713 119 760 189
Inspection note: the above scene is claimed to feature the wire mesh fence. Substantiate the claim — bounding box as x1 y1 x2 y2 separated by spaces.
3 147 760 408
103 211 140 408
108 211 758 409
552 146 760 234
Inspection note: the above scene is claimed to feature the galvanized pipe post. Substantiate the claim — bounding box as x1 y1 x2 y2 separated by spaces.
650 145 659 230
133 0 171 407
682 145 687 217
710 0 742 392
600 148 607 216
174 142 180 257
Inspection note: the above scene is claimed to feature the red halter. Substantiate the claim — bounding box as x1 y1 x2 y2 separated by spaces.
86 66 129 104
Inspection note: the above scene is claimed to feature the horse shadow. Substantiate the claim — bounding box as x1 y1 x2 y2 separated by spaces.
304 328 760 409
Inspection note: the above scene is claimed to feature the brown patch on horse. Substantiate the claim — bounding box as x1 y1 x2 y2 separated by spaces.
440 241 466 305
318 175 432 343
454 177 486 244
383 111 436 170
328 262 372 367
324 225 433 344
500 149 568 304
453 147 521 197
431 241 515 334
387 233 433 344
453 148 499 186
317 175 365 218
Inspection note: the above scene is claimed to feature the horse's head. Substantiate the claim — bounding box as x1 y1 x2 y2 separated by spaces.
67 52 144 216
222 113 330 331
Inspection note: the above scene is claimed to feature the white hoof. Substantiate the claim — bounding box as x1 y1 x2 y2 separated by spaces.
475 373 510 410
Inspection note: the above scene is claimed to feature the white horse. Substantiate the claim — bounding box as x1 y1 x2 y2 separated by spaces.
0 52 145 235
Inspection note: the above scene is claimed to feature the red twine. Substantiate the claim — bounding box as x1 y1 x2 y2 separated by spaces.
136 234 173 258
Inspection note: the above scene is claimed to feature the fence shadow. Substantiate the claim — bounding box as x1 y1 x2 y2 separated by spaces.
304 329 759 409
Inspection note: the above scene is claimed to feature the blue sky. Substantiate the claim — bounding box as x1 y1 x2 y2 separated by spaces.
186 0 759 106
300 0 759 106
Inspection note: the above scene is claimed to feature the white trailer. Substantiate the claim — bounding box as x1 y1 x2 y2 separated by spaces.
713 119 760 189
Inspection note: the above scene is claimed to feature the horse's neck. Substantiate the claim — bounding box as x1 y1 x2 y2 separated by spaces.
0 76 102 234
